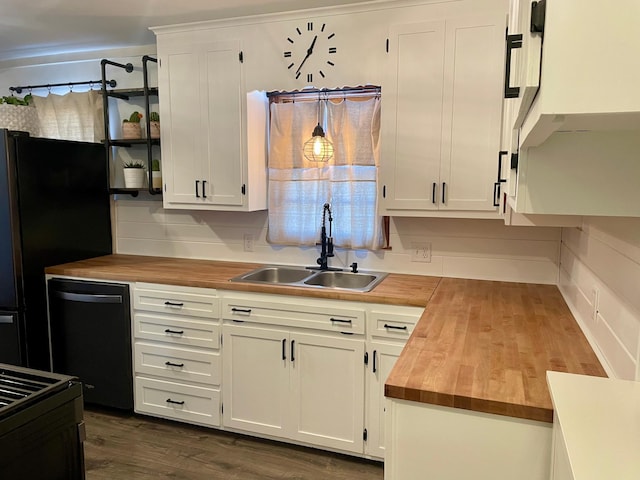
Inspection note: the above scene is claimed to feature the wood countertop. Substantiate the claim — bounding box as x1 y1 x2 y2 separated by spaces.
44 254 440 308
384 278 607 423
46 255 606 423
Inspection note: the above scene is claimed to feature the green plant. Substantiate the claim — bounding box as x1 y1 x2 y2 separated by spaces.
123 111 143 123
152 159 160 171
0 94 33 106
149 112 160 122
122 160 145 169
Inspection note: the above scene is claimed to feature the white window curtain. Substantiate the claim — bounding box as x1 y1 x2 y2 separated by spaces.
268 96 382 250
32 90 104 142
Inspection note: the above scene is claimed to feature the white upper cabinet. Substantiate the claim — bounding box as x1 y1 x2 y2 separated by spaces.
380 13 506 217
155 35 267 211
512 0 640 148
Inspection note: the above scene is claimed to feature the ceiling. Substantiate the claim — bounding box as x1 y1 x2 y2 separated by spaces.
0 0 372 63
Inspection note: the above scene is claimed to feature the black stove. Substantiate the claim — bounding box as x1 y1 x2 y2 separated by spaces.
0 364 85 479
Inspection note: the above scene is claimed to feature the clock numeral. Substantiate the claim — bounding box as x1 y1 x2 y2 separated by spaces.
287 37 294 44
296 72 301 80
329 47 337 54
319 70 325 78
307 22 313 31
307 73 313 82
328 33 335 40
284 51 292 58
287 63 295 70
296 27 302 35
327 61 335 67
321 23 326 32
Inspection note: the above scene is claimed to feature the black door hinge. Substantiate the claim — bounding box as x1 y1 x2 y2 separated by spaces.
241 184 246 195
363 428 368 441
364 352 369 365
385 39 389 53
510 152 519 171
382 185 386 198
531 0 546 34
239 51 244 63
221 403 224 414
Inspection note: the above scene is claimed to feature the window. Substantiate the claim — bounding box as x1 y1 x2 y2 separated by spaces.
267 88 382 250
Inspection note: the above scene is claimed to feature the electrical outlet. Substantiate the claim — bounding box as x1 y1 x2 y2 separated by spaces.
410 242 431 263
243 234 254 252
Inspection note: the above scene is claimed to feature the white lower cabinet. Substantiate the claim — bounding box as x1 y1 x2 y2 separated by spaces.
132 283 221 428
222 293 367 455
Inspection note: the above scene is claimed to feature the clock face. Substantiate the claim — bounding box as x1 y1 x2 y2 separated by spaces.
283 21 337 83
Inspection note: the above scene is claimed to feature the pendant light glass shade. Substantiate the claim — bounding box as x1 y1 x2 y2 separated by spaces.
303 123 334 162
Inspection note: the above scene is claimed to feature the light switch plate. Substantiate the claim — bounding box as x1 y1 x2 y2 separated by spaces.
411 242 431 263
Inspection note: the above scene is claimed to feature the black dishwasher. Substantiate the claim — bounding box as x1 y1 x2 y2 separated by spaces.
48 278 133 410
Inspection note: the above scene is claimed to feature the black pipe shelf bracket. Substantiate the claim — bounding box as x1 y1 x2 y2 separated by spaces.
9 79 117 94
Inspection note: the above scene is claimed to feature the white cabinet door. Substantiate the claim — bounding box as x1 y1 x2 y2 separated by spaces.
222 325 289 438
439 15 504 211
289 332 365 454
366 342 403 459
381 14 505 215
380 20 445 211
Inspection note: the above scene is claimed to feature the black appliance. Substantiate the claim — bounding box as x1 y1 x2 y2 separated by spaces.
48 278 133 410
0 129 112 371
0 363 85 479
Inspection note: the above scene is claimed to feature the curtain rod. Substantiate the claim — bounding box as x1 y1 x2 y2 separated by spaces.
266 85 380 98
9 79 117 94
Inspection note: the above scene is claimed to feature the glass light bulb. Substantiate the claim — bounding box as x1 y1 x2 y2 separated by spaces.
313 137 323 156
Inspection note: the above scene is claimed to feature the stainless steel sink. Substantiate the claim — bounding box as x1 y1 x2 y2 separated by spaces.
230 265 387 292
303 271 383 290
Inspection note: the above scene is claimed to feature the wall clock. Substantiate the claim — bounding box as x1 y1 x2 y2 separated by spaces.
283 21 337 83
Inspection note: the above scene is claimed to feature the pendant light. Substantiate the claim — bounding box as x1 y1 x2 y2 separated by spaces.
303 95 333 162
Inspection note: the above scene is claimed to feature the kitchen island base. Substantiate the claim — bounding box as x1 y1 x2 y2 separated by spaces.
385 398 551 480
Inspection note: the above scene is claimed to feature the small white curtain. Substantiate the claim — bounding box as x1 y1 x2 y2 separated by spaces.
32 90 104 142
268 96 382 250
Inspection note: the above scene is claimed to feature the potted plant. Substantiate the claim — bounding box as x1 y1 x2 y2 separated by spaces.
0 94 39 136
122 160 146 188
149 112 160 139
122 111 143 139
151 158 162 190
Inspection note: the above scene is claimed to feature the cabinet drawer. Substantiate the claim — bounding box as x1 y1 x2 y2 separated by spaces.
222 296 365 335
369 308 423 341
134 342 221 386
134 283 219 319
134 312 220 349
135 376 220 427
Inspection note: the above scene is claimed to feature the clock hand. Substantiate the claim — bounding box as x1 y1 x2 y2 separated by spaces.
295 35 318 75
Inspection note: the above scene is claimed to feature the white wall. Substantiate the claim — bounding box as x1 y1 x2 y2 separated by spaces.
559 218 640 380
114 198 560 284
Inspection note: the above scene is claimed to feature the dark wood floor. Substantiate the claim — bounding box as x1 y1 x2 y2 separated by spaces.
83 408 384 480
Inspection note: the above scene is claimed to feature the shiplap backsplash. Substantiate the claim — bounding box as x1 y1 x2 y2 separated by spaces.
559 218 640 381
114 199 560 284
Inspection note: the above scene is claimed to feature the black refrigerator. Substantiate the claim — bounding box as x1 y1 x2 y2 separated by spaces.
0 129 112 371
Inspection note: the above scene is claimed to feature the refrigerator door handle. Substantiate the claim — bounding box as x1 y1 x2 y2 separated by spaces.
0 315 14 324
52 291 123 304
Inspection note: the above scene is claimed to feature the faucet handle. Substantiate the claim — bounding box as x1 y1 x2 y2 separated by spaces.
350 262 358 273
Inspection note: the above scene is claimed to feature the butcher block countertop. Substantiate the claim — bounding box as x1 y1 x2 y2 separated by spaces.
384 277 606 423
46 254 606 423
45 254 440 307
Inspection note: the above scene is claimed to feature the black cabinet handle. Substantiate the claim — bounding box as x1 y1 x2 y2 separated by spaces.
166 398 185 405
164 329 184 335
373 350 377 373
53 291 122 304
291 340 295 362
231 308 252 314
195 180 200 198
384 324 408 331
164 301 184 307
493 182 501 207
504 33 523 98
165 361 184 368
330 318 352 324
442 182 446 204
432 182 437 204
202 180 207 199
282 339 287 360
